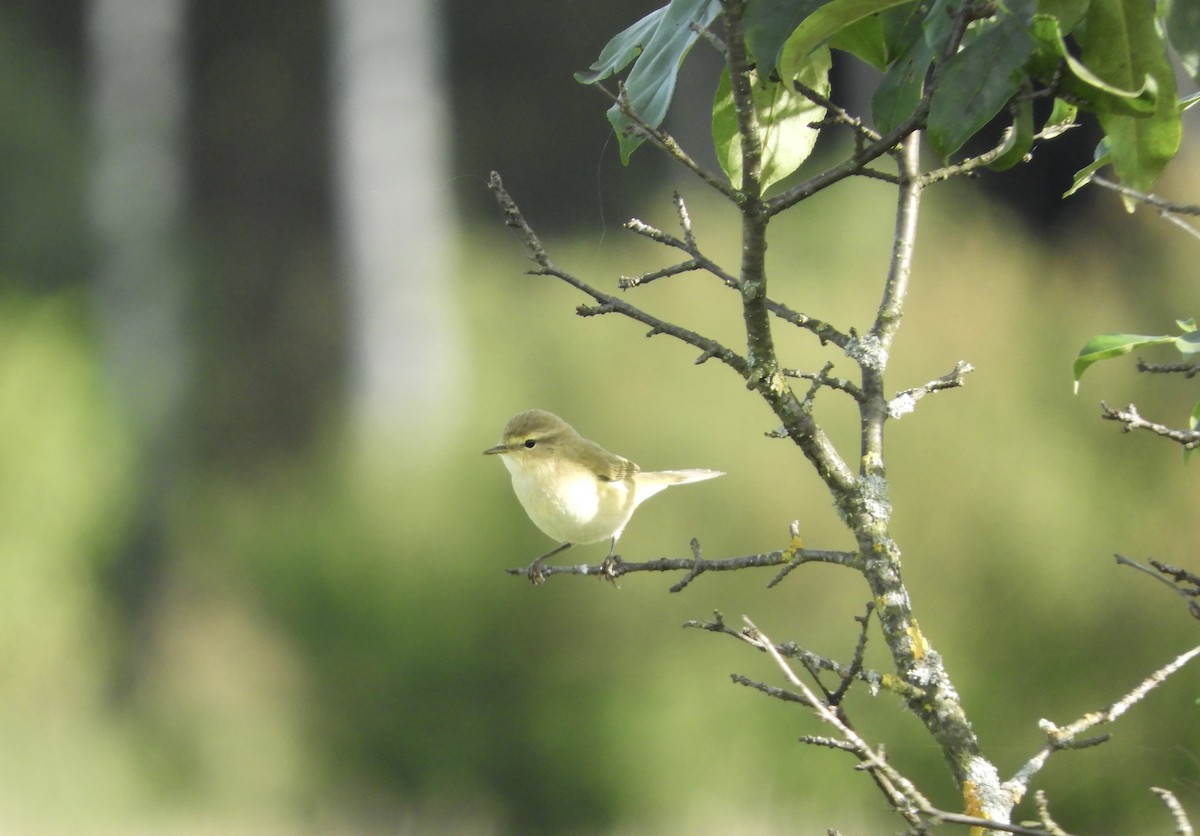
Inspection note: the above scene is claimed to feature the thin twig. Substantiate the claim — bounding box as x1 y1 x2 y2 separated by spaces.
1150 787 1195 836
767 1 980 216
1092 176 1200 215
743 618 1056 836
600 83 738 200
1005 644 1200 799
888 361 975 418
1115 554 1200 620
1091 176 1200 241
1099 401 1200 449
489 171 749 376
505 545 862 591
1136 359 1200 378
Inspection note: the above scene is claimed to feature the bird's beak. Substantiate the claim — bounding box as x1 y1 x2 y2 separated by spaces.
482 443 508 456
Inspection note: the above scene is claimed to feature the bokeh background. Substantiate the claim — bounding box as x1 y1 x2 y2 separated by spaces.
3 1 1199 833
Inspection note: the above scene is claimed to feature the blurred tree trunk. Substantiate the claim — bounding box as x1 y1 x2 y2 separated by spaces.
86 0 189 688
331 0 461 442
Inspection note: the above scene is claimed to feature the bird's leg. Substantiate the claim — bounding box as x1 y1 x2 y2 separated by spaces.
598 537 621 582
525 542 572 585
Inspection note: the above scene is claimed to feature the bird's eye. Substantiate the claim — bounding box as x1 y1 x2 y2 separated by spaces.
524 439 537 448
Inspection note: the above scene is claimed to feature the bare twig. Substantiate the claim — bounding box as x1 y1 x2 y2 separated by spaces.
1005 644 1200 799
1033 791 1069 836
1099 401 1200 449
828 603 875 706
888 361 975 418
1115 554 1200 620
743 618 1055 835
489 171 749 376
505 544 861 591
1150 787 1194 836
780 367 863 400
602 83 738 200
1137 359 1200 378
685 610 887 694
1091 176 1200 242
1092 176 1200 215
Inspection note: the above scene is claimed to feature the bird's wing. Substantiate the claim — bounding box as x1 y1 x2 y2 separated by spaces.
583 438 640 482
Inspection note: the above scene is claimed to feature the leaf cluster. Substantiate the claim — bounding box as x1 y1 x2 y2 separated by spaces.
576 0 1197 196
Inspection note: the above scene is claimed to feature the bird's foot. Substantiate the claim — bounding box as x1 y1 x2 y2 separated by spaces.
598 552 622 584
524 557 548 586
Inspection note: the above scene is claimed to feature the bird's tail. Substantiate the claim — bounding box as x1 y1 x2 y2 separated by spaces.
652 468 724 484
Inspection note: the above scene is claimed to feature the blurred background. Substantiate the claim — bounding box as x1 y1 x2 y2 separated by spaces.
2 0 1199 833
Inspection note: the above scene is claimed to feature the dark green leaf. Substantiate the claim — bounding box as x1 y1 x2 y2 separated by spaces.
879 0 924 61
927 7 1035 158
1035 0 1089 33
744 0 827 72
923 0 961 52
987 95 1034 171
871 32 933 133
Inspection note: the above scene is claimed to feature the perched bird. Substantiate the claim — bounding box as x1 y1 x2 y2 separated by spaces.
484 409 723 583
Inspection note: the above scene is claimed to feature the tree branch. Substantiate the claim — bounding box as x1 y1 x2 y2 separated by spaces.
505 541 861 592
1005 644 1200 800
888 360 975 418
742 618 1054 835
1099 401 1200 449
601 82 738 201
488 171 749 376
1150 787 1195 836
1115 554 1200 620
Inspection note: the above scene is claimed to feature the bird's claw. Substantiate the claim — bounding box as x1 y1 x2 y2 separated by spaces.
525 559 548 586
598 553 622 584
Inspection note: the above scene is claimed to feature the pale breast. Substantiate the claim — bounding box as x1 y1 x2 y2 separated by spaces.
507 459 635 545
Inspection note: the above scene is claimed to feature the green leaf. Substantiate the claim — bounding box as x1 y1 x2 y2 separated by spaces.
744 0 826 72
575 7 670 84
1064 138 1110 197
1073 332 1177 391
1190 399 1200 433
987 95 1034 171
1029 15 1158 117
927 5 1035 158
1035 0 1090 33
1176 331 1200 355
713 46 832 191
1178 317 1197 333
922 0 960 52
1041 97 1078 139
879 0 925 60
575 0 722 163
1163 0 1200 85
871 31 934 133
1076 0 1181 195
781 0 918 64
830 14 890 70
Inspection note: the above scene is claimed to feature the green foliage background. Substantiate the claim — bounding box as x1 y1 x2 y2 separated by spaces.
4 163 1200 833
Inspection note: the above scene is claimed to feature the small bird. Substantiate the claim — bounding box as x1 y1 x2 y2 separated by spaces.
484 409 723 583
